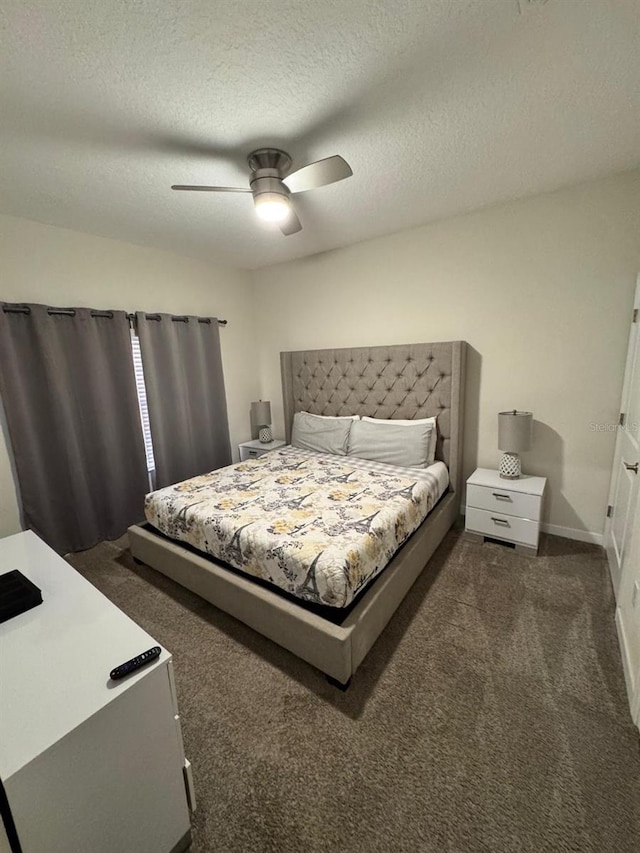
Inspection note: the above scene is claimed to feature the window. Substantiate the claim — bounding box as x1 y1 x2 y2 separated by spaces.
131 332 156 485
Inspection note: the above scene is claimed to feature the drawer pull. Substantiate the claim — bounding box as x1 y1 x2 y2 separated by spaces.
624 461 639 474
492 492 512 501
248 450 258 457
491 517 510 527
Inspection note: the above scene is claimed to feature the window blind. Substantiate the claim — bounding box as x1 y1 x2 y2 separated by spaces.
131 332 156 475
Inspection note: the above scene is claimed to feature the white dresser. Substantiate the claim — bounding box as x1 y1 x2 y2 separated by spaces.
0 531 193 853
465 468 547 555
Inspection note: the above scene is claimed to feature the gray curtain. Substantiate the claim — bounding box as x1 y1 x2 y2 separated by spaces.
0 303 149 554
136 312 232 487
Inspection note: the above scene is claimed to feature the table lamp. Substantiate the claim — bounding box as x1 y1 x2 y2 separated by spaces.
251 400 272 443
498 410 532 479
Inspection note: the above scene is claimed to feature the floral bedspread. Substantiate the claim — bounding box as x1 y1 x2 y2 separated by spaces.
145 447 445 608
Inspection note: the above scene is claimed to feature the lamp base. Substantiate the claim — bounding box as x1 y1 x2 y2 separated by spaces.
258 426 273 444
499 452 521 479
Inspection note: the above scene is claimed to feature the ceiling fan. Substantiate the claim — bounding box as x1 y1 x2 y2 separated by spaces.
171 148 353 236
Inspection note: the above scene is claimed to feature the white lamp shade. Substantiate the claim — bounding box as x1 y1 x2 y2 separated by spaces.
251 400 271 426
498 411 532 452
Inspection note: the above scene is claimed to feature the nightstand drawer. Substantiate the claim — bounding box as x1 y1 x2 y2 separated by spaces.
466 507 539 547
466 484 542 521
238 440 286 462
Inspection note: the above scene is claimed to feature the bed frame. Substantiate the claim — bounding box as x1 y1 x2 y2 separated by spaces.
129 341 466 686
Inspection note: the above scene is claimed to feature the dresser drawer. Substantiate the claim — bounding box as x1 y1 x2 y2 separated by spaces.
466 507 539 547
467 483 542 521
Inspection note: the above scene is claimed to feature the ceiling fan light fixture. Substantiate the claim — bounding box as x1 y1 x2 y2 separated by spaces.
254 193 291 223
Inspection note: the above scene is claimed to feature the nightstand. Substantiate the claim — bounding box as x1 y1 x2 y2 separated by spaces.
465 467 546 555
238 438 286 461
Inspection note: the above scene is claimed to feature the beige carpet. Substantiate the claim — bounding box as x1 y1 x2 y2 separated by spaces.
68 530 640 853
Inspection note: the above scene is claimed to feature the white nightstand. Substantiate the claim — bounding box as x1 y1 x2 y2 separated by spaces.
238 438 286 461
465 467 547 555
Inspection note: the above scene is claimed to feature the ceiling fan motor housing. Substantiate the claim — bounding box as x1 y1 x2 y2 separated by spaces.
250 173 291 206
248 149 293 207
247 148 292 175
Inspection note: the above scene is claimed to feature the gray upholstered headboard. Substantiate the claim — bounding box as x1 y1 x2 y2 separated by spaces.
280 341 466 500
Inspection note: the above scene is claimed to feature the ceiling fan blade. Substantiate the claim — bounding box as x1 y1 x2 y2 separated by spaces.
283 155 352 194
279 208 303 236
171 185 251 193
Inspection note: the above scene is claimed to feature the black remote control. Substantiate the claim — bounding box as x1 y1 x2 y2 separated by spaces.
110 646 161 680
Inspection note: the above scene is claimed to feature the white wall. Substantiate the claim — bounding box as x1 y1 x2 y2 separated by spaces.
0 214 258 538
252 170 640 540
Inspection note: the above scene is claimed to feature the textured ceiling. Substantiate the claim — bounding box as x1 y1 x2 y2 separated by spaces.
1 0 639 270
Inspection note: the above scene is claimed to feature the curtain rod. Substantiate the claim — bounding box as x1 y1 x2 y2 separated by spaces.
2 305 227 326
126 313 227 326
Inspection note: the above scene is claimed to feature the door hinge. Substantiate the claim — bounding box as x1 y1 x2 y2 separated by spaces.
607 505 613 518
633 308 638 323
620 412 626 426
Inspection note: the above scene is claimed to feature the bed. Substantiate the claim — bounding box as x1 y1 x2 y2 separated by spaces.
129 340 466 686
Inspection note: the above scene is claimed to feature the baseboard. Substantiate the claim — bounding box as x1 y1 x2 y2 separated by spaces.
615 607 637 722
540 523 603 546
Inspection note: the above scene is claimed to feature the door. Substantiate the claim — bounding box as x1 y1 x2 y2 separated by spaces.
605 275 640 727
605 276 640 595
615 494 640 728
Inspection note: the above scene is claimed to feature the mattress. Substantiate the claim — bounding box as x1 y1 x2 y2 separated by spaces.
144 447 448 608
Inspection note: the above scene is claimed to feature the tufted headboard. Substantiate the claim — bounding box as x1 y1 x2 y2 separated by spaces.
280 341 466 500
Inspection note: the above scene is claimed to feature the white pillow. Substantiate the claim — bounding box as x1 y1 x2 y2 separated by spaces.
362 416 437 464
301 411 360 421
348 418 433 468
291 411 354 456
